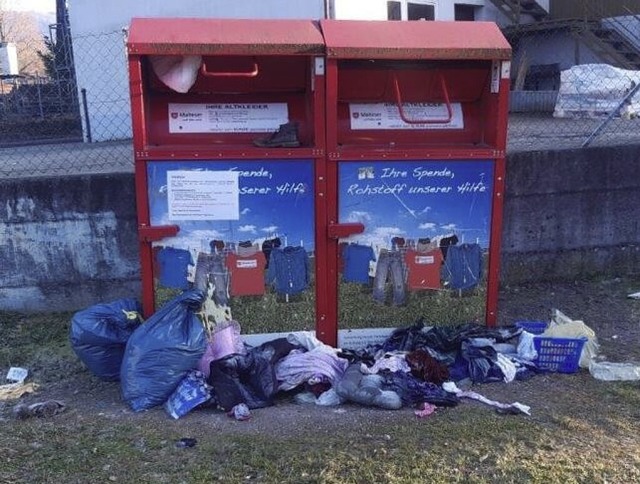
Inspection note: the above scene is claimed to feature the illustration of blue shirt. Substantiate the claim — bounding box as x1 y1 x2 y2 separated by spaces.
441 244 482 290
157 247 193 290
267 246 309 295
343 244 376 283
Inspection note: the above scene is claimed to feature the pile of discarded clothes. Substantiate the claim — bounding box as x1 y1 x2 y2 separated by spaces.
70 290 596 420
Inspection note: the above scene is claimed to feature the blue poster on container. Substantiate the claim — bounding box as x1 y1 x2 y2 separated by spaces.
147 160 315 332
148 161 315 250
338 160 494 327
339 160 493 248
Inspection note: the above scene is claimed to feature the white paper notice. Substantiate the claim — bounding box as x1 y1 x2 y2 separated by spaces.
168 103 289 133
349 102 464 130
167 171 239 221
491 61 500 93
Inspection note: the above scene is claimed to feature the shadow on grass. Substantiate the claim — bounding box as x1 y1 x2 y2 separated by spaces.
154 280 487 335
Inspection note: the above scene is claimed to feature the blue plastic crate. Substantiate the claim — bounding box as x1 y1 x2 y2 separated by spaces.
515 320 548 335
533 337 587 373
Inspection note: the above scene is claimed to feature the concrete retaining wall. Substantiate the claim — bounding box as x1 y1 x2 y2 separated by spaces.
501 144 640 284
0 174 140 311
1 144 639 312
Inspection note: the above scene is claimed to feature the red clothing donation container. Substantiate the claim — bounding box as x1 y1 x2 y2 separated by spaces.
319 20 511 346
127 19 327 338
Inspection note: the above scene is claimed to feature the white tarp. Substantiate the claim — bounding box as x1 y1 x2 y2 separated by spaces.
553 64 640 119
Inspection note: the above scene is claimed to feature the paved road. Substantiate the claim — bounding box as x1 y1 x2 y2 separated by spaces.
1 115 638 178
0 139 133 178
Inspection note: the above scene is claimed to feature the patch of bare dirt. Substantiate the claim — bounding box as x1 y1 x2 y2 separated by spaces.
497 277 640 362
5 278 640 438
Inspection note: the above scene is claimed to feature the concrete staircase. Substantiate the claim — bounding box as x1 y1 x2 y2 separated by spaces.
576 16 640 70
487 0 549 24
504 17 640 70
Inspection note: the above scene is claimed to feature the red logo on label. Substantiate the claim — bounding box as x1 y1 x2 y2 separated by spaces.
170 112 178 119
353 112 359 119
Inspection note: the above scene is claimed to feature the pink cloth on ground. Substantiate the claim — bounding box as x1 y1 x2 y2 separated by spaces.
414 402 437 418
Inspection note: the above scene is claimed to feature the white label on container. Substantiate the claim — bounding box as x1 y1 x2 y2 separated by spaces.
167 170 239 221
168 103 288 133
491 60 500 93
349 102 464 130
237 259 258 269
501 61 511 79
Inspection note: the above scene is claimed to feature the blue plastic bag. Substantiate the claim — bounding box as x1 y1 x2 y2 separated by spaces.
164 370 212 419
70 299 142 381
120 290 206 412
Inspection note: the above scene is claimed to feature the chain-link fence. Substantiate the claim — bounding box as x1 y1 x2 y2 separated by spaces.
0 28 132 178
505 2 640 152
1 3 639 178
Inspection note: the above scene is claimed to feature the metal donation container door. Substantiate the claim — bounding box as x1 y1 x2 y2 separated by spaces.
320 20 511 347
127 19 327 337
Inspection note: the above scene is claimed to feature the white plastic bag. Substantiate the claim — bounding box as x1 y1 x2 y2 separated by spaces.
150 55 202 93
589 361 640 381
517 331 538 361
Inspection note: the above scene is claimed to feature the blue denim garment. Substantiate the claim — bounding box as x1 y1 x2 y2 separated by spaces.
441 243 482 290
194 252 229 306
267 246 309 295
372 249 406 305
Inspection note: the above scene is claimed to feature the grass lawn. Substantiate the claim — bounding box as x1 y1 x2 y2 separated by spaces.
2 278 640 483
156 279 487 335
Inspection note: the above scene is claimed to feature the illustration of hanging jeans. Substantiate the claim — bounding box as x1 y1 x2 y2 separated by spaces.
194 253 229 306
441 244 482 291
372 249 406 306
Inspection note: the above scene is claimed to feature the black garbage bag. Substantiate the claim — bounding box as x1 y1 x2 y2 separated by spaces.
381 320 428 352
70 299 142 381
383 371 459 407
422 323 522 353
120 290 207 412
460 340 504 383
207 338 297 410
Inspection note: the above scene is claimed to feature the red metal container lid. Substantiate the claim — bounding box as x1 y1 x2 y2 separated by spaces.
127 18 324 56
320 20 511 60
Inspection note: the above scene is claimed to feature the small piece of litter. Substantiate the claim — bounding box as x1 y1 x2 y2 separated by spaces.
6 367 28 384
175 438 197 448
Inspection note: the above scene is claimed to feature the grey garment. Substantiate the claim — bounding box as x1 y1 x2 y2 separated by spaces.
334 364 403 410
294 389 344 407
416 241 439 252
194 252 229 306
237 244 259 257
372 249 406 305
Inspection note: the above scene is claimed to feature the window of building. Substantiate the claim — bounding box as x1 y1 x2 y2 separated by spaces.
387 1 436 21
408 2 435 20
454 4 476 21
387 1 402 20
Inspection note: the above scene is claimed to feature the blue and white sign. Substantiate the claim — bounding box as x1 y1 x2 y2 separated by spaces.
339 160 494 248
148 160 315 251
